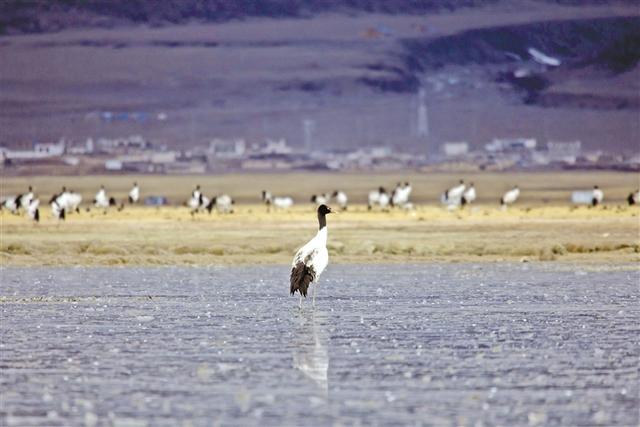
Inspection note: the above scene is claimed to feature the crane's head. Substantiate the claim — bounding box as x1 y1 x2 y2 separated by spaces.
317 204 333 215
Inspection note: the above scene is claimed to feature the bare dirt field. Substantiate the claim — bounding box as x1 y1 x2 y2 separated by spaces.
1 172 638 266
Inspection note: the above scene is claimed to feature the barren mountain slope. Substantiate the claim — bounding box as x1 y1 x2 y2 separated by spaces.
0 1 638 153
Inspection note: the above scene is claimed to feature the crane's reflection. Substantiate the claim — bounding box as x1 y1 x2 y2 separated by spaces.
292 310 329 395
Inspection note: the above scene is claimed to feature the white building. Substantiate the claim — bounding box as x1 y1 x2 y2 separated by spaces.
253 138 292 155
547 140 582 163
96 135 148 153
151 151 177 164
2 140 66 160
209 138 246 158
34 141 66 156
442 142 469 157
486 138 537 152
105 159 123 170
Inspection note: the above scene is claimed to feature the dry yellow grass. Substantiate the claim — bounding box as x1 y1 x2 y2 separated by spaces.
2 172 639 266
1 199 639 266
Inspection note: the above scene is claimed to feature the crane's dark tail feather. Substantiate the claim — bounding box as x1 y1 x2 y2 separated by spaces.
290 262 314 297
206 199 215 213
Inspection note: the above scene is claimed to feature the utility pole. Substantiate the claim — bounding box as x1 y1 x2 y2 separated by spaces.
303 118 315 152
417 87 429 138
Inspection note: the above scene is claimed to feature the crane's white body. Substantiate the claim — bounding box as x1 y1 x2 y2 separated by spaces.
1 197 20 214
334 191 348 210
272 196 294 209
368 190 380 206
212 194 234 213
188 188 210 213
27 199 39 221
51 199 65 220
263 190 293 210
441 182 466 209
190 195 210 212
378 192 390 209
129 185 140 203
369 188 390 210
446 183 466 202
502 188 520 205
20 191 34 210
311 194 329 206
292 227 328 308
293 228 329 279
94 188 109 208
463 186 476 204
392 183 412 207
592 188 604 205
58 191 82 213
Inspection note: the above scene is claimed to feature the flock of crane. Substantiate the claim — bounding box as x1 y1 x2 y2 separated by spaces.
1 180 638 223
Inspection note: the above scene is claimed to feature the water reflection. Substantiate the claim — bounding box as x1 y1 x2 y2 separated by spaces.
292 310 329 394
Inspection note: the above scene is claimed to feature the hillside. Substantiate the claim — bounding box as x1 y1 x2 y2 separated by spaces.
0 1 550 34
0 1 639 154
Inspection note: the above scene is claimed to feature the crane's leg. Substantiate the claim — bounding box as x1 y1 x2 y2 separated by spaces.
312 283 317 307
299 294 303 310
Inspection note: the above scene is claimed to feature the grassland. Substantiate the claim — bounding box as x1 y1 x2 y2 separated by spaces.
1 172 639 266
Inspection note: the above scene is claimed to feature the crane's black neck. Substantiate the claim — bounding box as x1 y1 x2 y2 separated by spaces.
318 212 327 230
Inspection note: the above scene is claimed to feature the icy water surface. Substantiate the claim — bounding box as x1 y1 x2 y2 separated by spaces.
1 264 638 426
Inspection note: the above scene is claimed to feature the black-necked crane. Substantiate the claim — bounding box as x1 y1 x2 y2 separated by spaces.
290 204 334 309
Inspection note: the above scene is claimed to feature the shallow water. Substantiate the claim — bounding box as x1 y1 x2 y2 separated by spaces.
1 264 638 426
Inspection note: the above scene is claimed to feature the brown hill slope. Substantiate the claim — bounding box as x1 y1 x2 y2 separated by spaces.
0 2 638 153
